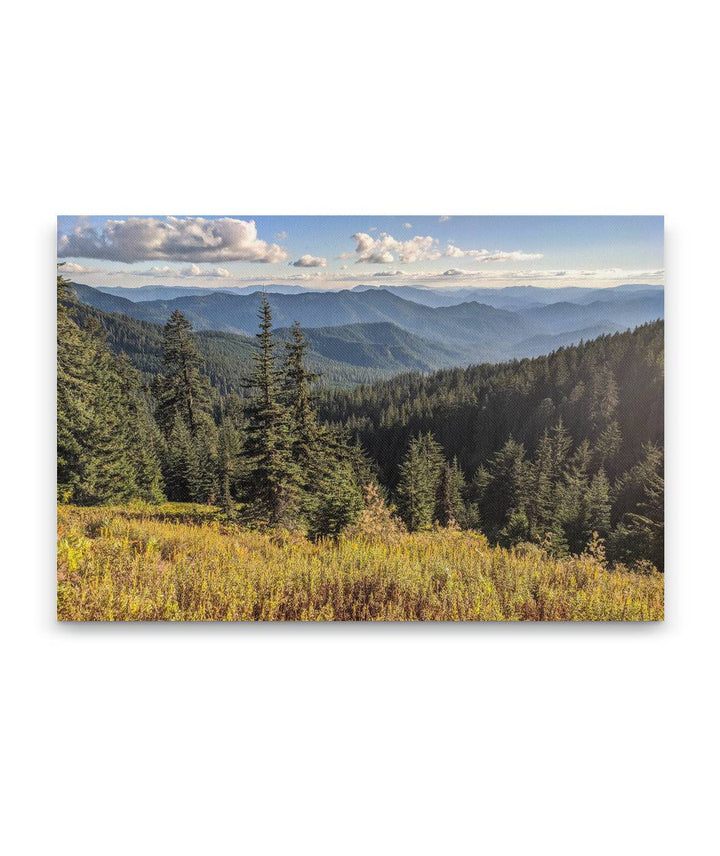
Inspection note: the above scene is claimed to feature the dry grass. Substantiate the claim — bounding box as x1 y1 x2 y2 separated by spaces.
57 504 664 621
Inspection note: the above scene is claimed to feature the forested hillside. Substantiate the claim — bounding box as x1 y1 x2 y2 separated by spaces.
320 321 664 567
58 275 664 571
70 302 447 391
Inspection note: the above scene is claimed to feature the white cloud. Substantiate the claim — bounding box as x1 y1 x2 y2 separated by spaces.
350 232 442 264
373 269 407 277
439 215 451 222
344 233 544 266
292 254 327 268
58 216 287 263
125 264 234 279
403 222 413 229
445 245 544 262
59 261 97 274
432 267 664 283
287 272 325 280
276 231 288 241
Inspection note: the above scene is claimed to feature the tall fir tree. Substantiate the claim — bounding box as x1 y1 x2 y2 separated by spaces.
244 294 300 526
587 467 611 537
527 430 555 537
283 322 320 468
155 310 210 436
397 432 444 531
480 437 529 535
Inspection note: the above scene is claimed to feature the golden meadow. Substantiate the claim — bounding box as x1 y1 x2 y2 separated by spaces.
57 504 663 622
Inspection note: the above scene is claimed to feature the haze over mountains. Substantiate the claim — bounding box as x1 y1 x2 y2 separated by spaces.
72 281 664 373
96 283 311 301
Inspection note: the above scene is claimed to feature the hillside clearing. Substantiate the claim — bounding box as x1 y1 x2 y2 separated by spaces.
57 505 663 622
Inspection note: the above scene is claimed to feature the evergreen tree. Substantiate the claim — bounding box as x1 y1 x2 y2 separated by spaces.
435 457 468 528
115 355 165 503
307 457 364 539
556 440 593 554
76 326 139 504
480 437 529 534
499 510 532 547
595 420 622 467
588 362 619 431
549 417 573 479
155 310 210 435
244 295 300 526
608 444 664 570
528 430 555 536
305 426 367 538
57 276 156 505
587 467 611 537
163 413 199 502
217 417 243 516
283 322 320 469
397 432 444 531
222 392 246 431
191 413 219 503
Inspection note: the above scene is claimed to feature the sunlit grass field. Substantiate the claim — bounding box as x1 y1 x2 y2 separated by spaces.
57 504 664 621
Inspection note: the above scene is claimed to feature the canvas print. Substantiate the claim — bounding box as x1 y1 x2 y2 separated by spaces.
56 215 664 621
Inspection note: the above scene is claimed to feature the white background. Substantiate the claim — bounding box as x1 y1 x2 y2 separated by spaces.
2 1 718 853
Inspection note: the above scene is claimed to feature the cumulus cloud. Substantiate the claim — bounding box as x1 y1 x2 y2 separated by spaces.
292 254 327 268
403 222 413 229
57 216 287 263
344 232 544 266
349 232 442 264
439 215 451 222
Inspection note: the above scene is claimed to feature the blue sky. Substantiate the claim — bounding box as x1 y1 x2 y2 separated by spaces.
57 215 664 290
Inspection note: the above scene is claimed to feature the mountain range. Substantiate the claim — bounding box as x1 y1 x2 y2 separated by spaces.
71 281 664 369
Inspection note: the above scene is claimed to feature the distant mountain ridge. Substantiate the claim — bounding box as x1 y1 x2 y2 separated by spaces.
349 282 661 310
71 281 664 365
95 280 662 310
95 283 310 301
